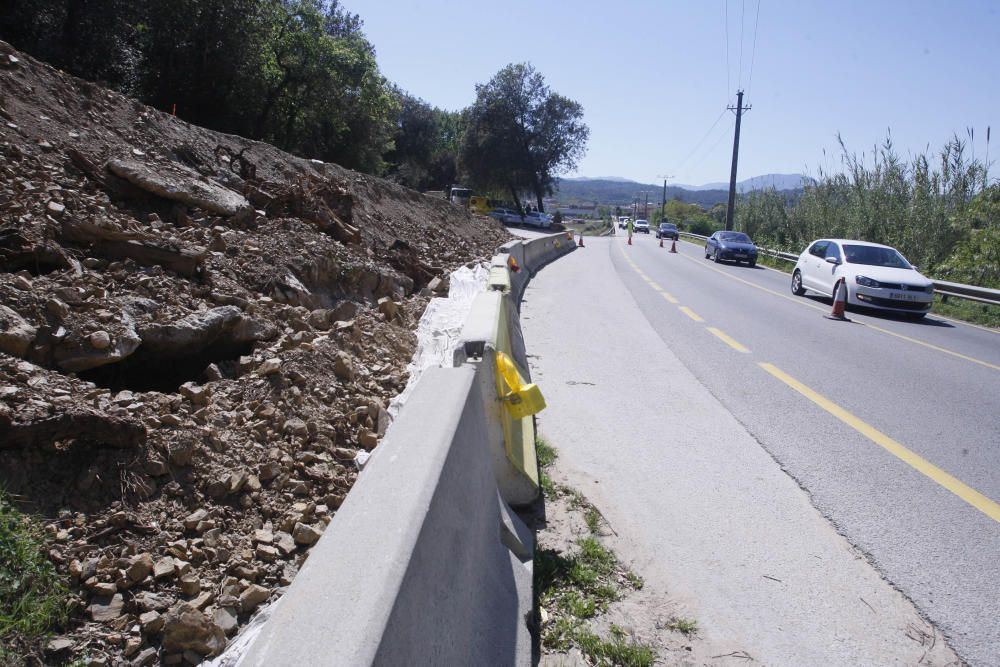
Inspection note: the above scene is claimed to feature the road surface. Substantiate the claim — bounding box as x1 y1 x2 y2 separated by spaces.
521 232 999 665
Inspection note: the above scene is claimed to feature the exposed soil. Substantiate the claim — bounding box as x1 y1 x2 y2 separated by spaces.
0 41 510 665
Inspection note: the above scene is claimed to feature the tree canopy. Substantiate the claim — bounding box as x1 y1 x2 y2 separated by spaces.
460 63 589 212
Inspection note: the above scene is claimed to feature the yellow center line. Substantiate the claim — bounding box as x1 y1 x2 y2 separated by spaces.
759 362 1000 524
707 327 750 353
679 306 704 322
677 253 1000 373
662 292 679 304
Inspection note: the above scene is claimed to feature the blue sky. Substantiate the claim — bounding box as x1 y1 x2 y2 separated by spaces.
344 0 999 186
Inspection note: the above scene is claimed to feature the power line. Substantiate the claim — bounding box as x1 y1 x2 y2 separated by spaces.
687 115 736 173
738 0 746 90
724 0 730 98
675 107 729 172
747 0 761 98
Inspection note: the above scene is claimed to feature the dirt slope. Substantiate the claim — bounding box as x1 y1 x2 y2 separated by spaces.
0 41 509 665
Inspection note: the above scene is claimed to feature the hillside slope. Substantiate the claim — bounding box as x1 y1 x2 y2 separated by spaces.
0 40 509 665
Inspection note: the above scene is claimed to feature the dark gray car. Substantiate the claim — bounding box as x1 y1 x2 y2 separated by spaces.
705 231 759 266
656 223 679 240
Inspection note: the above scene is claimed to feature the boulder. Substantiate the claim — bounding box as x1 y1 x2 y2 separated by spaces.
138 306 241 354
0 304 36 358
160 602 226 656
107 158 252 217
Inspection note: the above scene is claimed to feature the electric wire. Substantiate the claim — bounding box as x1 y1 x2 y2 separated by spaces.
688 116 736 173
724 0 730 98
738 0 745 90
746 0 761 99
675 107 729 172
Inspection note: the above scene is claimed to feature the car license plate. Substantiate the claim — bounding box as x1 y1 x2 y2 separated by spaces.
735 253 746 258
890 292 916 301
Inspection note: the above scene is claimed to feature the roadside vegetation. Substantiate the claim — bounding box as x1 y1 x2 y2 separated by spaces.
534 437 658 666
733 135 999 292
0 490 70 664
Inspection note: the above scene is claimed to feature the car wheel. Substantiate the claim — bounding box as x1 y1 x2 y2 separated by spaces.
748 259 756 268
713 249 722 263
791 270 805 296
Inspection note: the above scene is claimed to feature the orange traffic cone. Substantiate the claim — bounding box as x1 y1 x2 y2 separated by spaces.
578 234 585 247
825 279 850 321
659 236 663 248
669 239 678 253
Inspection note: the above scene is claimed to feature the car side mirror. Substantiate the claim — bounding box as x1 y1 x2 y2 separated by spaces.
825 256 841 265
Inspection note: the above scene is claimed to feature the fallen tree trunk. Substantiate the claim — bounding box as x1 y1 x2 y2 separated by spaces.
0 410 146 450
60 218 206 277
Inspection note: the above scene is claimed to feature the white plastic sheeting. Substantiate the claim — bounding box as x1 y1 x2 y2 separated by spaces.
388 263 489 417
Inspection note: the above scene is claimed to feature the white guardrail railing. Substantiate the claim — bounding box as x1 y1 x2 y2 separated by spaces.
678 232 1000 306
233 231 577 666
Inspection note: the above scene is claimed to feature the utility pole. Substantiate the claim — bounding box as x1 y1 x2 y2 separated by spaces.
643 191 649 220
657 175 673 220
725 90 751 231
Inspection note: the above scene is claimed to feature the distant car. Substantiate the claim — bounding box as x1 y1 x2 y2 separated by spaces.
618 217 631 229
705 231 758 266
790 239 934 318
524 211 552 228
656 223 679 240
634 219 650 234
487 208 524 225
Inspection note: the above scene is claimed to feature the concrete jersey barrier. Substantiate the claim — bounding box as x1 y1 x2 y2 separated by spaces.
236 231 574 665
237 367 533 666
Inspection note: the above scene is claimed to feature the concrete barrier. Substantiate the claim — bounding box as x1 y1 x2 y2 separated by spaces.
238 367 533 666
235 232 573 665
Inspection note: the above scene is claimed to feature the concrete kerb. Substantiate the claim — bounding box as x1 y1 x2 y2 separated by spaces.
237 366 533 666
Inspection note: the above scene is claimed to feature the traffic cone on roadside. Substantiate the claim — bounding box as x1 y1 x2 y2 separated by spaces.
669 239 678 253
825 279 850 321
578 234 584 247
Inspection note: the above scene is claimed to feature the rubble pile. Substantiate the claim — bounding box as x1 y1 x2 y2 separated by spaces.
0 40 509 665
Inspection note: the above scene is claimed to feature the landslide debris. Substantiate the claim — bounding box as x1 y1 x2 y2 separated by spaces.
0 40 509 665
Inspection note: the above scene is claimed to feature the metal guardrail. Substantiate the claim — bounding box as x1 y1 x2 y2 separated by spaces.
677 232 1000 307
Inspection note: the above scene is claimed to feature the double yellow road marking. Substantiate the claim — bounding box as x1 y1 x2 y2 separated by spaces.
619 239 1000 524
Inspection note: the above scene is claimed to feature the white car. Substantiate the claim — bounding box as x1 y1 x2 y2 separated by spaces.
487 208 524 225
790 239 934 318
524 211 552 228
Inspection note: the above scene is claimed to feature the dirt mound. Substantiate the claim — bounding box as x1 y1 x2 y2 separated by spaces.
0 41 509 665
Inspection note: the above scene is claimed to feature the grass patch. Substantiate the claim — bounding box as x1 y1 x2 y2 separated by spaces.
0 490 70 660
536 435 557 468
932 294 1000 328
577 624 656 667
584 507 602 534
666 617 699 636
534 439 662 664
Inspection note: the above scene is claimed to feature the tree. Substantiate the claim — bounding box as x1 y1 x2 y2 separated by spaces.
460 63 588 212
385 92 464 191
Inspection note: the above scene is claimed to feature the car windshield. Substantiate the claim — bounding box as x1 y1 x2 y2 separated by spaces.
660 224 676 229
843 244 912 269
720 232 751 243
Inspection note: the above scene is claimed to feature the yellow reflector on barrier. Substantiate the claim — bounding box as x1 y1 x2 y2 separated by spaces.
495 351 546 419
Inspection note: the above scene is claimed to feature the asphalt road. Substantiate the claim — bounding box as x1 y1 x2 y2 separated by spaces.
521 232 999 666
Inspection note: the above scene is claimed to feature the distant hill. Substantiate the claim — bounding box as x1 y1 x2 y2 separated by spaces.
674 173 812 193
554 173 808 208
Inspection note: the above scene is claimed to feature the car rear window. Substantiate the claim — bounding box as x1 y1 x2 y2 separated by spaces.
843 244 911 268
